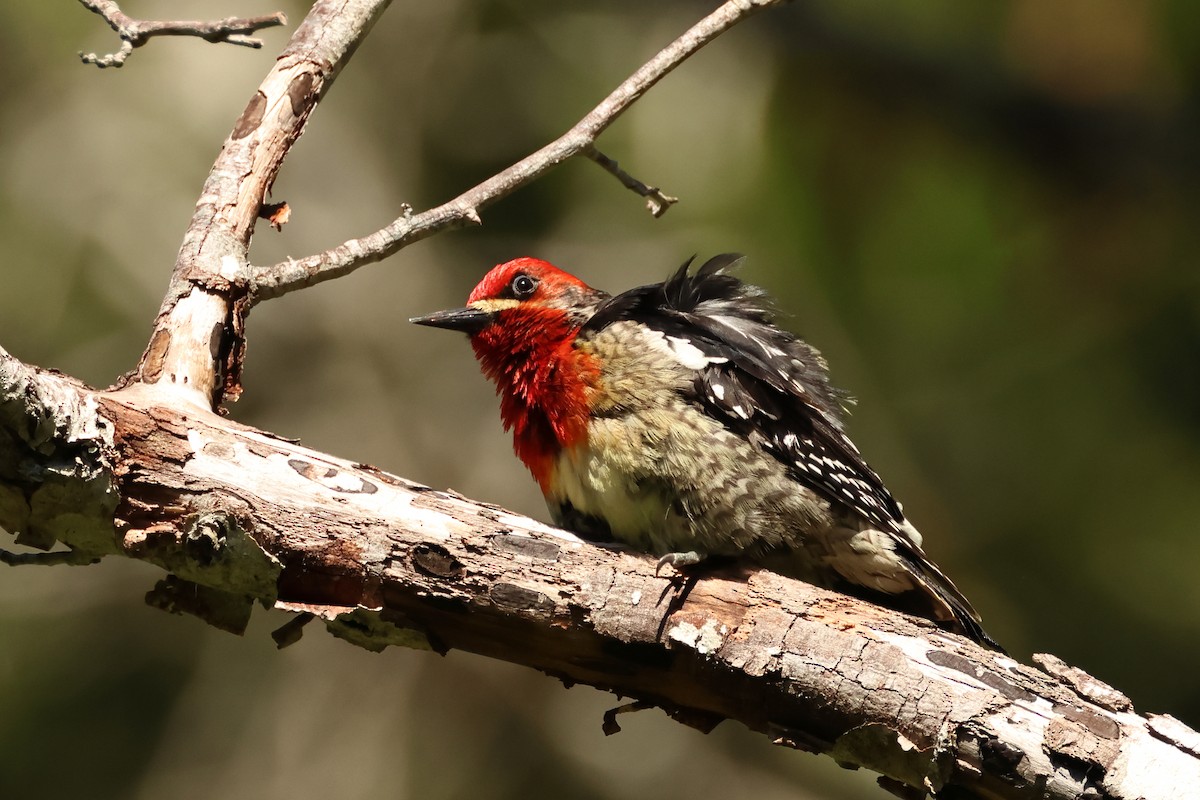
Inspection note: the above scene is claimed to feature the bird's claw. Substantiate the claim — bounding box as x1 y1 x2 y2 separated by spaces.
655 550 703 576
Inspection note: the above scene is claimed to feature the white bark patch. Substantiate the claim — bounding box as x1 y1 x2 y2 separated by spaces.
152 289 230 409
219 254 242 280
73 393 114 448
184 428 464 541
1108 717 1200 797
668 618 726 654
488 510 584 544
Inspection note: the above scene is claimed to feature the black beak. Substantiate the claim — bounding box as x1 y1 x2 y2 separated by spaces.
409 306 493 335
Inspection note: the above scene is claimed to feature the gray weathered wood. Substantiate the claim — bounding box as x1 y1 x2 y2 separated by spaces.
2 352 1196 800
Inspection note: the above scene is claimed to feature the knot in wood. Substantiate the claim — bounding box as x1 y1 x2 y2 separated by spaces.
411 543 464 580
490 533 560 562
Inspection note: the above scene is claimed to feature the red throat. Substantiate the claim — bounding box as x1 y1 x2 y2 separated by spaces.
471 306 598 491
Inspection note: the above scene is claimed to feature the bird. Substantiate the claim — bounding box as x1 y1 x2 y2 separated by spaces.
411 253 999 648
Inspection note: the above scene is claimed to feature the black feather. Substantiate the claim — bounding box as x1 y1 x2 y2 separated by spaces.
587 254 903 532
584 255 998 648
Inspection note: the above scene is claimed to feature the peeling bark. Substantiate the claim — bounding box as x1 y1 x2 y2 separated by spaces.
132 0 393 407
1 355 1196 800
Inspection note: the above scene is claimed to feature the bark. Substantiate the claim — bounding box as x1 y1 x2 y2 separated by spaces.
2 352 1197 800
132 0 393 409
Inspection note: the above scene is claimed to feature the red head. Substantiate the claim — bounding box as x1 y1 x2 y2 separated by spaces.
411 258 605 490
466 257 592 305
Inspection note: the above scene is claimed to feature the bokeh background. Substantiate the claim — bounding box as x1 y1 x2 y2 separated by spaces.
3 1 1199 798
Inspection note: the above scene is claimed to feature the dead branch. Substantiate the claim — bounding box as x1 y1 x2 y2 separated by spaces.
78 0 287 68
246 0 789 304
125 0 786 413
583 144 679 218
129 0 391 409
1 350 1197 799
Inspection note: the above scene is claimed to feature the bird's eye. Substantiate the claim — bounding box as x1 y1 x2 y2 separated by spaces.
511 273 538 298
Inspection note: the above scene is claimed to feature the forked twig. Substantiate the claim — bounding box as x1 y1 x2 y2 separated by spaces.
249 0 790 303
78 0 287 68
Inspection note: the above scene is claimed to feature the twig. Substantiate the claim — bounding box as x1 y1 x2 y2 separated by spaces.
583 144 678 218
78 0 287 68
248 0 791 303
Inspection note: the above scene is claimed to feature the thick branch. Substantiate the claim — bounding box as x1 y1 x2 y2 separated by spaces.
78 0 287 68
1 356 1197 800
248 0 790 303
129 0 391 409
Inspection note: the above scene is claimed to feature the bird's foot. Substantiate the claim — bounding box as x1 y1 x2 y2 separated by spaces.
655 550 704 576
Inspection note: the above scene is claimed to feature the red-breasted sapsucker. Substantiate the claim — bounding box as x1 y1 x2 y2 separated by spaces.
412 254 998 648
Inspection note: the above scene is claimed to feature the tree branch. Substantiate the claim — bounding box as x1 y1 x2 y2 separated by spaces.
583 145 679 218
78 0 287 68
247 0 788 304
0 359 1197 799
127 0 391 409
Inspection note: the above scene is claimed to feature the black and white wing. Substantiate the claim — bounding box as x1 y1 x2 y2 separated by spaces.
586 255 995 646
585 253 904 535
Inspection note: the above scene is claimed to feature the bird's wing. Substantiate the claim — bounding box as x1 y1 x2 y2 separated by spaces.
585 254 904 534
587 255 994 643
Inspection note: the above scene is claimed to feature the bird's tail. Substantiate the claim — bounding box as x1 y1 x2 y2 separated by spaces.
899 550 1005 652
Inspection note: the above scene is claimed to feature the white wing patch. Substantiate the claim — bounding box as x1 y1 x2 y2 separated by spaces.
640 327 727 370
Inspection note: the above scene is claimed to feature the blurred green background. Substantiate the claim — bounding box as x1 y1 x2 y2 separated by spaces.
3 1 1199 798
